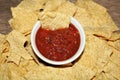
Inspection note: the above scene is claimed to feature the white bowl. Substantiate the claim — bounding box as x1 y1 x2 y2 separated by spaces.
31 17 85 65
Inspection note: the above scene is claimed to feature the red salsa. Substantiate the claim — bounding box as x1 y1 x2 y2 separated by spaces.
35 23 80 61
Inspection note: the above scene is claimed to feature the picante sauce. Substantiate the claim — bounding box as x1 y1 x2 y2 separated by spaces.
36 23 80 61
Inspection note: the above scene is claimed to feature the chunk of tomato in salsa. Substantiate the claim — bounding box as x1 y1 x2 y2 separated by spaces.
35 23 80 61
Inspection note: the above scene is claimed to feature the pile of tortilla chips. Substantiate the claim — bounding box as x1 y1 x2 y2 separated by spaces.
0 0 120 80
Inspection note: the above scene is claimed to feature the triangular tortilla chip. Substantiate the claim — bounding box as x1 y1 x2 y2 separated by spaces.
6 30 32 65
56 1 77 16
103 62 120 79
9 7 38 35
40 12 70 30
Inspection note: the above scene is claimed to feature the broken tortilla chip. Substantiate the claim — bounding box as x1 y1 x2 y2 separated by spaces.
6 30 32 65
0 34 6 54
74 0 119 31
109 47 120 67
40 12 70 30
56 1 77 16
44 0 66 11
76 35 112 73
17 0 47 12
103 62 120 79
107 39 120 51
9 7 38 35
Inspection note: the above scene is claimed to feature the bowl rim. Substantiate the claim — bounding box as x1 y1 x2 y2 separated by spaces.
31 17 85 65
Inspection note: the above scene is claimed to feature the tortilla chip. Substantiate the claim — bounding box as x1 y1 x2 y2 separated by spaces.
105 73 118 80
0 34 6 53
92 72 107 80
24 63 95 80
84 27 112 39
40 12 70 30
56 1 77 16
25 45 40 65
75 0 106 11
73 64 95 80
103 62 120 79
93 72 117 80
44 0 66 11
85 28 120 41
7 52 21 65
6 30 32 65
0 37 10 64
0 54 5 64
0 62 27 80
17 0 47 12
23 60 42 72
109 32 120 41
74 1 118 31
107 40 120 51
0 64 10 80
1 41 10 54
0 52 10 64
109 46 120 67
7 63 27 80
76 35 112 73
0 41 10 63
9 7 38 35
10 71 26 80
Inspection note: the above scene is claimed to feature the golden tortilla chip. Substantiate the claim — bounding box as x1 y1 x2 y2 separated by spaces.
0 40 10 64
0 64 10 80
109 46 120 67
84 27 112 39
85 29 120 41
25 34 31 44
9 7 38 35
93 72 117 80
0 52 10 64
24 62 95 80
25 45 40 65
0 34 6 53
107 40 120 51
7 52 21 65
10 71 26 80
73 64 95 80
2 41 10 53
22 60 43 73
6 30 32 65
105 73 118 80
76 35 112 73
40 12 70 30
17 0 47 12
44 0 66 11
56 1 77 16
0 54 5 64
109 32 120 41
74 1 118 31
0 63 27 80
75 0 106 12
0 38 10 64
92 72 107 80
7 63 27 80
103 62 120 79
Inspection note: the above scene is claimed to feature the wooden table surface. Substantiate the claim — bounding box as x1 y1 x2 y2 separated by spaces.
0 0 120 34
